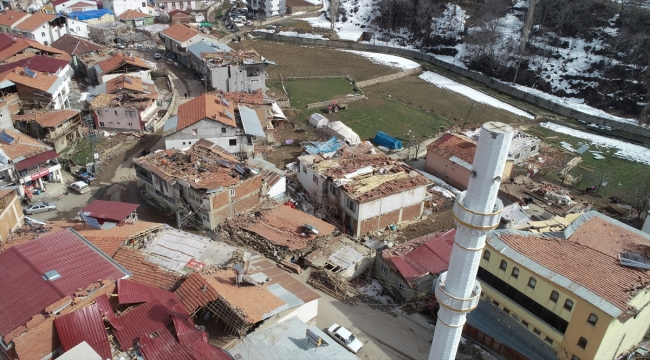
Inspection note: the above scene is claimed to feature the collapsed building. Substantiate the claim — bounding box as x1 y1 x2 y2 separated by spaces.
305 235 375 281
297 143 432 237
90 74 160 132
221 204 336 262
201 48 273 92
134 139 264 230
175 252 320 337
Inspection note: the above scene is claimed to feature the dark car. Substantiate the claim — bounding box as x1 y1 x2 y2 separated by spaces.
193 72 205 81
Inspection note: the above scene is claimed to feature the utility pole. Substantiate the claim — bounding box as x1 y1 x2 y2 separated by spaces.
429 122 513 360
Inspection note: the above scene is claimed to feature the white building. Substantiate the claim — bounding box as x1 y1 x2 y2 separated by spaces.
297 145 432 237
0 10 30 34
9 13 68 46
65 9 116 39
153 0 197 12
102 0 148 18
163 94 265 159
159 23 215 67
247 0 286 19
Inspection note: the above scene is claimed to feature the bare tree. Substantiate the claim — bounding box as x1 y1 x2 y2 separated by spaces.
625 175 650 220
591 168 613 193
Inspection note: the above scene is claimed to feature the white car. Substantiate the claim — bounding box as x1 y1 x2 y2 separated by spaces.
327 324 363 354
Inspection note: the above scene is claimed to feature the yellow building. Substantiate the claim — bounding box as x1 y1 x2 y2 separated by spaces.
478 211 650 360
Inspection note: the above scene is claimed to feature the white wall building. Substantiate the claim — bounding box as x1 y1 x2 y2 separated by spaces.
103 0 148 18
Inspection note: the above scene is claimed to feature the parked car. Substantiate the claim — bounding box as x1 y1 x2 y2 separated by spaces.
24 201 57 214
327 324 363 354
74 169 95 184
154 53 163 60
116 43 126 49
70 181 90 194
193 72 205 81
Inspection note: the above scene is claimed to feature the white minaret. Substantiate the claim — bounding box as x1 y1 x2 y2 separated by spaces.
429 122 513 360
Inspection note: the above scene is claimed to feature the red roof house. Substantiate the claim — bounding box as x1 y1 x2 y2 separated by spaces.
0 228 130 359
81 199 140 224
376 229 455 303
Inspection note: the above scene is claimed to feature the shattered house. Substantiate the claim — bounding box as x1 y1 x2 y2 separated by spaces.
134 139 263 230
202 48 273 92
175 253 320 337
305 235 375 281
222 204 336 262
297 143 432 237
90 75 160 132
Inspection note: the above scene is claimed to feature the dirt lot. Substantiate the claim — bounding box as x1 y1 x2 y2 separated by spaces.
363 75 535 128
229 40 399 81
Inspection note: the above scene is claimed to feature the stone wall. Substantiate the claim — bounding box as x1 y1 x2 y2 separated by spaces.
253 31 650 138
356 66 422 88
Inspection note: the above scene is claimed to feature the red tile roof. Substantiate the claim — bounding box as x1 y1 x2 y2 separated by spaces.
175 272 220 314
96 53 150 73
82 200 139 222
13 149 58 171
12 110 78 128
160 23 199 42
113 248 185 291
54 302 112 360
0 33 70 64
117 9 152 19
496 214 650 313
386 230 455 283
426 133 477 164
0 10 30 27
0 55 69 74
177 93 237 131
0 128 52 162
14 13 56 32
0 229 129 337
51 34 103 56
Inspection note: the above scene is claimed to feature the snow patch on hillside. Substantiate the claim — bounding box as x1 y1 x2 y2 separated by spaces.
338 50 420 70
419 71 534 119
278 31 329 40
540 122 650 165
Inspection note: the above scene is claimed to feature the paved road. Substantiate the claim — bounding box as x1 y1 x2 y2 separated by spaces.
291 270 434 360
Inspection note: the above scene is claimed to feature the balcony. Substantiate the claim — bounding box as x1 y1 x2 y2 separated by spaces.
43 117 81 141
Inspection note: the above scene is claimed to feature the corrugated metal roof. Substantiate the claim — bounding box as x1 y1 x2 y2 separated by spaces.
94 294 123 330
173 315 206 346
389 229 455 283
0 229 130 337
82 200 139 222
163 115 178 133
187 41 232 59
263 283 304 319
239 105 266 137
54 303 112 360
14 149 58 171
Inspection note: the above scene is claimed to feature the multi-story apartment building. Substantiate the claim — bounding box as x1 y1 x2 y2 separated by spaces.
133 139 263 230
478 211 650 360
247 0 286 19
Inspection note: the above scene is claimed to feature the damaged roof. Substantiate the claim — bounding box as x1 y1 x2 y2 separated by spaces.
384 230 455 283
50 34 103 56
240 205 336 250
82 200 139 222
54 301 112 360
426 133 477 165
134 139 249 190
96 53 150 74
0 229 130 338
113 247 185 291
489 211 650 319
0 128 53 166
12 109 79 128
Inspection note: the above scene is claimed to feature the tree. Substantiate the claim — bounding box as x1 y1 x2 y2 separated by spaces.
590 168 613 193
404 130 426 160
625 175 650 220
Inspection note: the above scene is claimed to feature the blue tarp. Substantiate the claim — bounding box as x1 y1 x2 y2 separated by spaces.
374 131 402 150
304 136 344 155
67 9 113 20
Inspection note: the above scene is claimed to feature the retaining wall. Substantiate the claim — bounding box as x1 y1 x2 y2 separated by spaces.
356 67 422 87
306 95 366 109
253 31 650 138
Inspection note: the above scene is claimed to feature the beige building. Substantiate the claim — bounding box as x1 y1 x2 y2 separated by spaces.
424 133 513 190
0 189 23 241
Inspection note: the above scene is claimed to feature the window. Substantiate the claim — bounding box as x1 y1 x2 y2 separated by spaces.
0 111 4 118
564 299 574 311
229 188 235 196
515 153 520 159
483 250 490 261
187 1 190 6
398 282 404 292
381 264 387 275
521 320 529 328
128 123 132 127
115 110 118 115
544 336 553 345
182 142 186 145
503 308 510 314
313 174 318 183
587 313 598 326
171 2 175 6
142 1 145 5
577 337 587 349
41 32 46 37
531 145 537 151
511 267 519 278
302 163 307 174
192 128 197 135
492 301 499 307
550 290 559 303
76 26 80 31
346 198 357 213
527 277 536 289
100 122 105 127
499 260 507 271
533 328 541 336
229 139 237 146
571 356 581 360
44 41 48 45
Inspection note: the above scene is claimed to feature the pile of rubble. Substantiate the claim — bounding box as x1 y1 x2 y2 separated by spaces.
307 269 359 304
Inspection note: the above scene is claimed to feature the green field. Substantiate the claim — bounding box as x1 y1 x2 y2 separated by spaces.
284 78 358 107
528 126 649 197
297 97 452 141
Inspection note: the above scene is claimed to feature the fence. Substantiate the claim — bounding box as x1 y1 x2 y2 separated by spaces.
252 31 650 138
463 324 530 360
356 67 422 87
283 75 352 81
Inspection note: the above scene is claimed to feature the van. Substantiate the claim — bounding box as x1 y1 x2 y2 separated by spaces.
70 181 90 194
